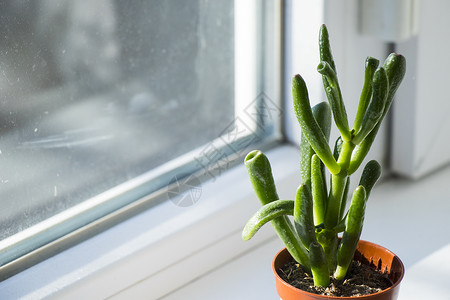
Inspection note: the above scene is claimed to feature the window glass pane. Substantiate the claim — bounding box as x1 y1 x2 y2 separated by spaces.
0 0 236 240
0 0 281 269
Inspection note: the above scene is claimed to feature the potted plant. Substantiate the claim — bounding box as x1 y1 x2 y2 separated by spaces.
242 25 406 299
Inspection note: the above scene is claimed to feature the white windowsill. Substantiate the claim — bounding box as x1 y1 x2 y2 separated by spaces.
2 144 450 299
0 145 298 299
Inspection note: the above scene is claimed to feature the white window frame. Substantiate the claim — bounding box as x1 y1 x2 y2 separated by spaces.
0 1 399 298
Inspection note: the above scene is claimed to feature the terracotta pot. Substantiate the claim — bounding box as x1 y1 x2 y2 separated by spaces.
272 240 404 300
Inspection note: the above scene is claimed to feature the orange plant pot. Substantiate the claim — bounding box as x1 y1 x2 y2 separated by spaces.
272 240 404 300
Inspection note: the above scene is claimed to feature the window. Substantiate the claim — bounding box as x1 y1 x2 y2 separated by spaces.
0 0 281 277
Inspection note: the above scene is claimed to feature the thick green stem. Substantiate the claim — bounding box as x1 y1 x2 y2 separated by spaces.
324 140 354 229
309 242 330 287
337 141 355 170
325 172 347 229
316 228 339 272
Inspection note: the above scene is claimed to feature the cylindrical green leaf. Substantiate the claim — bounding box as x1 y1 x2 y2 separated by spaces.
244 150 279 205
311 154 326 225
300 133 314 189
242 200 294 241
333 211 347 234
309 241 330 287
313 102 332 142
353 56 379 132
318 25 351 143
294 184 317 249
383 53 407 112
358 160 381 198
300 102 332 189
334 185 367 280
333 136 343 160
319 24 336 72
318 62 351 141
292 75 340 175
352 67 388 145
349 54 406 174
338 178 350 221
244 150 311 272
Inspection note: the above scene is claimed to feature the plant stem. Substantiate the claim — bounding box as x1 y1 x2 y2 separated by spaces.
317 228 339 272
325 172 348 229
310 242 330 287
337 141 355 170
324 141 354 229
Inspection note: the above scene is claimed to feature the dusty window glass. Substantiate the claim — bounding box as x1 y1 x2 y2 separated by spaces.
0 0 280 269
0 0 236 239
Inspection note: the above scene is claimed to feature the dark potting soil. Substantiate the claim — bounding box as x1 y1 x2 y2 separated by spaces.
279 260 392 297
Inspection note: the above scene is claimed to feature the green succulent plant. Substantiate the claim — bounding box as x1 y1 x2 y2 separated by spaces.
241 24 406 287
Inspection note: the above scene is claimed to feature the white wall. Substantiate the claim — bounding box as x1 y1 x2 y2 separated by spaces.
393 0 450 179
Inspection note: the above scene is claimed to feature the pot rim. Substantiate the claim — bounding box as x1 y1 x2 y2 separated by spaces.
272 239 405 299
